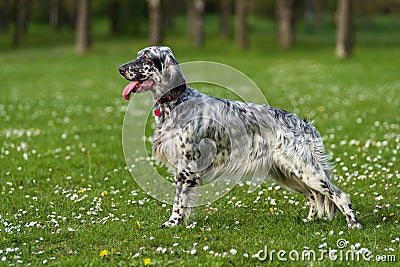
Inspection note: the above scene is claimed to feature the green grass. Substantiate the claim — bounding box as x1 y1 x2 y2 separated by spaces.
1 21 400 266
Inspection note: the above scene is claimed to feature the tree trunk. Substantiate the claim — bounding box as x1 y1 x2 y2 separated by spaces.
277 0 294 49
305 0 322 31
235 0 247 49
187 0 204 47
75 0 91 53
0 0 10 32
148 0 162 44
49 0 60 29
187 0 194 39
164 0 178 30
20 0 30 34
12 0 29 47
220 0 232 39
12 2 21 47
312 0 322 31
336 0 353 58
70 0 79 30
109 0 120 35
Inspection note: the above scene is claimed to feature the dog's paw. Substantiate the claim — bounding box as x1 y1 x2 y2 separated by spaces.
348 221 362 229
160 220 178 228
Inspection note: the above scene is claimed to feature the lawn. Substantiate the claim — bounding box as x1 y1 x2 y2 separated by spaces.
0 20 399 266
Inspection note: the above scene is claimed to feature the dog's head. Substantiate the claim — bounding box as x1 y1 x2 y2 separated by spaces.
119 46 185 100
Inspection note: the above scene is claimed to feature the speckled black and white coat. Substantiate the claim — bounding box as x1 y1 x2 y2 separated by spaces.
119 46 361 229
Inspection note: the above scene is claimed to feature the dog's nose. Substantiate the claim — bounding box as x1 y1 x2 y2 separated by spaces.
119 65 126 75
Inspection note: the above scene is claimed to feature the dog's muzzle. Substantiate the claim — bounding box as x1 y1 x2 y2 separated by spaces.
118 64 129 77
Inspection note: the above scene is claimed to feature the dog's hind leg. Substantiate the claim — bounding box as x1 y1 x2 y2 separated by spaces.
271 164 319 221
161 170 201 228
273 155 361 228
303 175 361 228
293 166 361 228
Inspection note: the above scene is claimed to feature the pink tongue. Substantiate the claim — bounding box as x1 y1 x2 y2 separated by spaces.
122 81 139 100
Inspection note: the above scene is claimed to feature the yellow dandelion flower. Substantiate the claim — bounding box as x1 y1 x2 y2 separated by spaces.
102 190 108 196
99 249 108 258
389 213 394 217
269 207 275 214
144 258 151 266
78 189 84 193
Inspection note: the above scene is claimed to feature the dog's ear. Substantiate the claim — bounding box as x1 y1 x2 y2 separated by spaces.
158 49 179 78
162 50 178 69
153 58 163 72
162 53 178 76
159 49 185 88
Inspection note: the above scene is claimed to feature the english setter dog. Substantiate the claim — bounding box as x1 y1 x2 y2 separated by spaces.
119 46 361 229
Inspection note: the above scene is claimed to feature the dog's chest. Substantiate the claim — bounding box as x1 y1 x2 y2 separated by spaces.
153 105 171 124
152 115 180 166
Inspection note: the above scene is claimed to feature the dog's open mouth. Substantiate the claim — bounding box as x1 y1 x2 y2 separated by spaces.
122 80 154 100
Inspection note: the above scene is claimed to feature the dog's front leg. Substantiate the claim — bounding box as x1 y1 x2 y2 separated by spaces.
161 171 201 228
161 179 183 228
